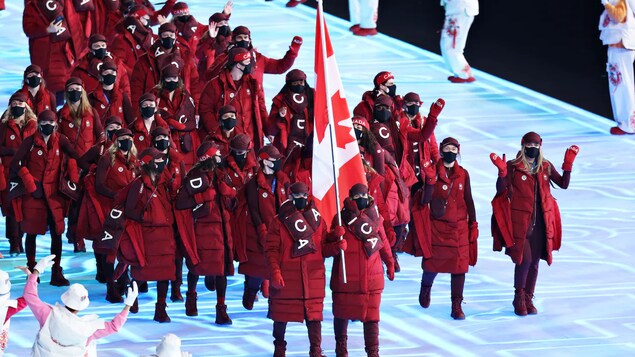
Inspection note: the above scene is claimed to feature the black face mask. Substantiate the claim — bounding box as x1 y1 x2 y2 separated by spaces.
67 90 82 103
293 197 308 210
271 160 282 172
221 117 237 131
11 106 25 118
240 63 253 74
144 20 152 29
234 40 250 49
354 128 363 141
442 152 457 164
106 129 117 141
406 104 419 116
232 152 247 168
354 197 369 210
289 84 305 94
161 37 175 49
154 139 170 151
26 76 41 88
373 108 391 123
118 139 132 152
177 15 191 22
524 147 540 159
141 106 155 119
163 81 179 92
92 48 107 60
102 74 117 86
154 161 166 174
40 124 55 136
218 25 231 37
386 84 397 97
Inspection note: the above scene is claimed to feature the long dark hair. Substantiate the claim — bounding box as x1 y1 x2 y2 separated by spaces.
358 126 378 153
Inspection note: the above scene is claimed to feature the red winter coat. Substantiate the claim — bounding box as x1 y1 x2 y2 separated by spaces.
268 89 314 154
404 113 440 181
195 33 231 81
492 160 569 265
161 148 185 200
353 91 403 122
70 0 94 50
18 85 57 115
423 162 476 274
121 174 176 281
57 104 104 156
382 154 410 227
129 114 169 151
265 201 340 323
23 0 85 93
359 142 385 176
0 118 38 215
175 166 236 276
88 83 133 126
130 43 201 107
10 132 78 235
327 199 394 322
209 129 239 156
204 48 298 86
198 70 268 149
153 87 199 170
93 0 123 41
225 154 258 263
72 53 131 95
109 17 155 77
134 0 175 26
366 169 395 246
240 170 290 278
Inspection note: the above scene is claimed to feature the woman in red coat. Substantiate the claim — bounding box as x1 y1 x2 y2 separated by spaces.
88 58 134 126
152 62 199 170
490 132 578 316
353 71 402 122
175 141 236 325
352 116 385 176
109 5 155 78
0 92 38 256
57 77 104 252
18 65 57 115
209 105 242 154
265 182 345 357
198 47 269 150
130 93 170 150
119 147 176 323
327 183 395 357
241 145 290 310
268 69 314 156
196 11 232 81
92 128 137 303
417 137 478 320
9 110 78 286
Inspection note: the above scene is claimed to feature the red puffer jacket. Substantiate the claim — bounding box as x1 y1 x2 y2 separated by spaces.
265 201 341 323
225 154 258 263
204 48 298 86
0 119 38 215
72 54 131 95
109 17 155 77
18 85 57 115
57 105 104 157
89 83 133 126
129 114 169 151
327 198 394 322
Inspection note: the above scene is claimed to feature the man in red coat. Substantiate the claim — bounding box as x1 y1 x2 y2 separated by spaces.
196 10 232 80
73 34 131 95
265 182 345 357
198 47 269 150
353 71 403 122
109 5 156 78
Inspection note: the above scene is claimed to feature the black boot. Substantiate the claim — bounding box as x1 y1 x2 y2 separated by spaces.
105 282 123 303
153 302 171 323
137 281 149 293
170 281 183 302
50 265 70 287
9 236 22 256
419 284 431 308
215 304 232 325
242 282 259 310
185 291 198 317
273 340 287 357
451 296 465 320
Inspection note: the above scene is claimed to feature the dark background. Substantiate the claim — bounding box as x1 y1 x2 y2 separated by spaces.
307 0 612 119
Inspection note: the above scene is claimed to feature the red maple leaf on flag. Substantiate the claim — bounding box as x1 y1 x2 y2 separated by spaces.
331 90 356 149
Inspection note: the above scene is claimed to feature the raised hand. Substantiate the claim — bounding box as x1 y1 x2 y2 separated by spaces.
562 145 579 171
427 98 445 119
124 281 139 307
489 153 507 177
34 254 56 274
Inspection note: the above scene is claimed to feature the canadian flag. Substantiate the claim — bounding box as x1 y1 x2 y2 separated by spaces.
312 1 367 227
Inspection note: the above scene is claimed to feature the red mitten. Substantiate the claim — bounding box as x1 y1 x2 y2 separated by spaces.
387 264 395 281
338 238 347 251
562 145 579 172
333 225 346 237
167 118 186 131
0 163 6 191
257 223 268 239
469 221 479 243
427 98 445 119
18 167 37 194
489 153 507 177
386 229 397 247
271 270 285 289
194 189 215 204
67 159 79 183
423 160 437 185
290 36 303 53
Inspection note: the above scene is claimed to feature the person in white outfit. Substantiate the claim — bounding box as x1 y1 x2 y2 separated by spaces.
440 0 479 83
18 255 138 357
0 270 27 356
349 0 380 36
599 0 635 135
141 333 192 357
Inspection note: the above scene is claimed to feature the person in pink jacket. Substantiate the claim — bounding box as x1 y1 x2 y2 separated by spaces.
18 255 138 357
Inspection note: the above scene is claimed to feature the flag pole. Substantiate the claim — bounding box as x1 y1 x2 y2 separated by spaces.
318 0 347 284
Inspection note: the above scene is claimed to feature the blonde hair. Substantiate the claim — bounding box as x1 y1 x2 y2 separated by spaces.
1 103 37 125
512 145 550 174
107 137 138 166
65 90 94 127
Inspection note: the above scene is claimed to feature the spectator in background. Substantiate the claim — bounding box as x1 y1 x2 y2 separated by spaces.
349 0 379 36
441 0 479 83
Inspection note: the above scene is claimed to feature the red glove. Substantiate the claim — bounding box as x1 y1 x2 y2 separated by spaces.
562 145 579 172
427 98 445 119
194 189 215 204
469 221 479 243
489 153 507 177
338 238 347 251
257 223 268 239
0 163 6 191
387 264 395 281
167 118 186 131
18 167 37 194
386 228 397 247
423 160 437 185
333 225 346 237
271 270 285 289
290 36 303 53
67 159 79 183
